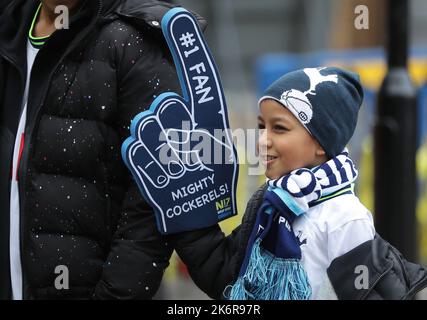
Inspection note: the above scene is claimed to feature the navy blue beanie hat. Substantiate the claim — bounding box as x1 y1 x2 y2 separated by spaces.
259 67 364 158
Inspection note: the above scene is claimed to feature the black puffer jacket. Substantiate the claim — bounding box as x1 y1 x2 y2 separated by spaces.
0 0 205 300
327 234 427 300
0 1 7 15
174 185 427 300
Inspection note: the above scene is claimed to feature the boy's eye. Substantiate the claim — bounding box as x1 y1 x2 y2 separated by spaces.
258 123 265 130
274 125 288 131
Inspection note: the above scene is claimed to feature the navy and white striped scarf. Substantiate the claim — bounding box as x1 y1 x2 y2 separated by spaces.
227 149 358 300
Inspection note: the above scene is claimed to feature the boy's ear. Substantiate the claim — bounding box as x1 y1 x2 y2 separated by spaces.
315 145 326 157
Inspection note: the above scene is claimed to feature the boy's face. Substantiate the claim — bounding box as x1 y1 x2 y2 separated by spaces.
257 99 327 179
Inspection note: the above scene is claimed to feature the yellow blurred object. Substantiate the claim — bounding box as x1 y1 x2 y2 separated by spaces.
328 58 427 90
417 140 427 262
358 138 374 213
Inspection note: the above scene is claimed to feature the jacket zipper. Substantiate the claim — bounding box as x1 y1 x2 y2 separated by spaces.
17 0 103 299
0 47 26 301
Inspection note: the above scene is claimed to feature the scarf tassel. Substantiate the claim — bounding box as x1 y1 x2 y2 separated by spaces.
227 239 311 300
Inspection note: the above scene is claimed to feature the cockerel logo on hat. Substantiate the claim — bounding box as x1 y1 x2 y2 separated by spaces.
280 67 338 124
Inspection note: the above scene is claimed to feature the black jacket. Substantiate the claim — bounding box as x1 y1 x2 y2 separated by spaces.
173 185 427 300
0 1 6 16
0 0 204 300
327 234 427 300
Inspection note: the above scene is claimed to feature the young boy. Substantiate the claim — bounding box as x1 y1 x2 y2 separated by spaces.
237 66 375 299
171 67 425 300
172 68 427 300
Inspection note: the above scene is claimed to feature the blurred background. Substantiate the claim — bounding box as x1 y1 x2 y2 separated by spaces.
156 0 427 299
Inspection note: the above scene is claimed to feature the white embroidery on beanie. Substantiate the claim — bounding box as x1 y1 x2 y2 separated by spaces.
279 67 338 125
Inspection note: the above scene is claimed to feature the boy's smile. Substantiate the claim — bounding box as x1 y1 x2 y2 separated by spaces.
257 99 327 179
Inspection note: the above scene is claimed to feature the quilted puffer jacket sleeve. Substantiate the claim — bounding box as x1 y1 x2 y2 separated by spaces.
93 25 181 300
170 185 266 299
327 234 427 300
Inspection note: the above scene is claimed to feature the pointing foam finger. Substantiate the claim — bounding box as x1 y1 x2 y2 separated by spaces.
162 8 227 129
